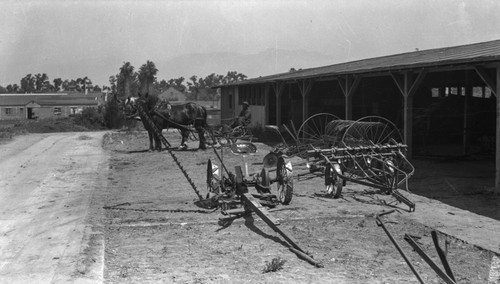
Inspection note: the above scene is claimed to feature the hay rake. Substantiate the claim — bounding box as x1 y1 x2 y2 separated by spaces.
269 114 416 211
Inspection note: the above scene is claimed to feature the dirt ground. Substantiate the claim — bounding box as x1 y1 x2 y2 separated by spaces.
0 132 108 283
97 130 499 284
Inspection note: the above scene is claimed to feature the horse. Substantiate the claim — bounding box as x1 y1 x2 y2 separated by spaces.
122 93 208 151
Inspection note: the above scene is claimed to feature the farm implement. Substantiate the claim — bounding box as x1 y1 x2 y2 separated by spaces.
208 118 254 146
268 114 416 212
135 102 322 267
205 140 322 267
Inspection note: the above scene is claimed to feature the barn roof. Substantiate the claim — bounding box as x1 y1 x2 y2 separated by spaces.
219 39 500 86
0 94 99 107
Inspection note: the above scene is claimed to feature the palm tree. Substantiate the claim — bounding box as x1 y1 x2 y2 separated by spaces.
138 60 158 94
118 62 134 98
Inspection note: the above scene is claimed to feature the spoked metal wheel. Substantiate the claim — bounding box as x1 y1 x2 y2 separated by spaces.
229 126 249 143
324 163 343 198
206 159 220 196
296 113 340 147
276 157 293 205
213 125 232 146
341 116 403 147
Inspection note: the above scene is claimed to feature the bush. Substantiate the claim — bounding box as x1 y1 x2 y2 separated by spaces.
73 106 106 130
103 99 125 129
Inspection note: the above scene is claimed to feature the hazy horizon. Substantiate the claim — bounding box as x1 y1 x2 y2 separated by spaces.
1 0 500 88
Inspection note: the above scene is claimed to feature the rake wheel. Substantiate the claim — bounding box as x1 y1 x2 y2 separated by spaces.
341 116 403 147
324 163 343 198
296 113 340 147
276 157 293 205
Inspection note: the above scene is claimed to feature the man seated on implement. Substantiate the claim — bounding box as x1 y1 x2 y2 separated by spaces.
230 101 251 128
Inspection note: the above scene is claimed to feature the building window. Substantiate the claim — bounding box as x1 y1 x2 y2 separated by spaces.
54 107 62 115
19 108 24 114
485 87 492 98
5 108 12 115
229 94 233 109
473 87 483 98
431 88 440 98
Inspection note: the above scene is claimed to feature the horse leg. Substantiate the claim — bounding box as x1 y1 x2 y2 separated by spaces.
180 130 188 149
154 133 162 151
148 130 154 151
196 126 207 150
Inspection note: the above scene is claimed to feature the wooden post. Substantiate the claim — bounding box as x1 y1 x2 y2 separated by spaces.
345 93 353 120
264 85 270 125
475 65 499 193
391 70 427 159
496 66 500 194
403 74 414 159
272 83 284 127
298 80 314 123
463 82 472 155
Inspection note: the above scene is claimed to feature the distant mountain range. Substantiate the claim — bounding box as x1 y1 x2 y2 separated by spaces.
158 48 340 80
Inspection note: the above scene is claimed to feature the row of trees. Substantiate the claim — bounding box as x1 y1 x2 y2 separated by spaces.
109 61 247 101
0 74 105 94
0 61 248 102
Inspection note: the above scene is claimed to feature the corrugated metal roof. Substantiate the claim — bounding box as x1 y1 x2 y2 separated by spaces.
221 39 500 86
0 95 99 106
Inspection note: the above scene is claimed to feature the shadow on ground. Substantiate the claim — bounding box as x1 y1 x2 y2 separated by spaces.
410 156 500 221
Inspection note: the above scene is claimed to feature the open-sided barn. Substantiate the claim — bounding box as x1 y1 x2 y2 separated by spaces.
217 39 500 192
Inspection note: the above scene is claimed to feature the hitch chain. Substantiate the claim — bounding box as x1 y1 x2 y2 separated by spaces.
136 103 204 200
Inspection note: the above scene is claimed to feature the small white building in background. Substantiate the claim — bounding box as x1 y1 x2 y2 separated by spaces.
0 93 100 120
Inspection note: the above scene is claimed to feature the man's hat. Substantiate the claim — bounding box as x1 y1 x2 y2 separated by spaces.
242 101 249 106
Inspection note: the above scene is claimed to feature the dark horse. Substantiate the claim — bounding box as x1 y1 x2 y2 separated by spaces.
123 93 208 151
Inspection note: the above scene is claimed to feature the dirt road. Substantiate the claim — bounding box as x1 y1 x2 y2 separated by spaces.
0 132 108 283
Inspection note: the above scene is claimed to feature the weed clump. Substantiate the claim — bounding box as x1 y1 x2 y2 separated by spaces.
262 257 286 273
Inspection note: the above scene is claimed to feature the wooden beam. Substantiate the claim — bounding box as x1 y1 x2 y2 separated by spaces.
338 75 361 120
474 66 497 97
390 73 405 96
408 69 427 97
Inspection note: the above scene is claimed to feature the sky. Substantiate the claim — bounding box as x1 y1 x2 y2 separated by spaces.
1 0 500 88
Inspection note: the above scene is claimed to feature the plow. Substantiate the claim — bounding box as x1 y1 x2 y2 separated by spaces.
267 113 416 211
